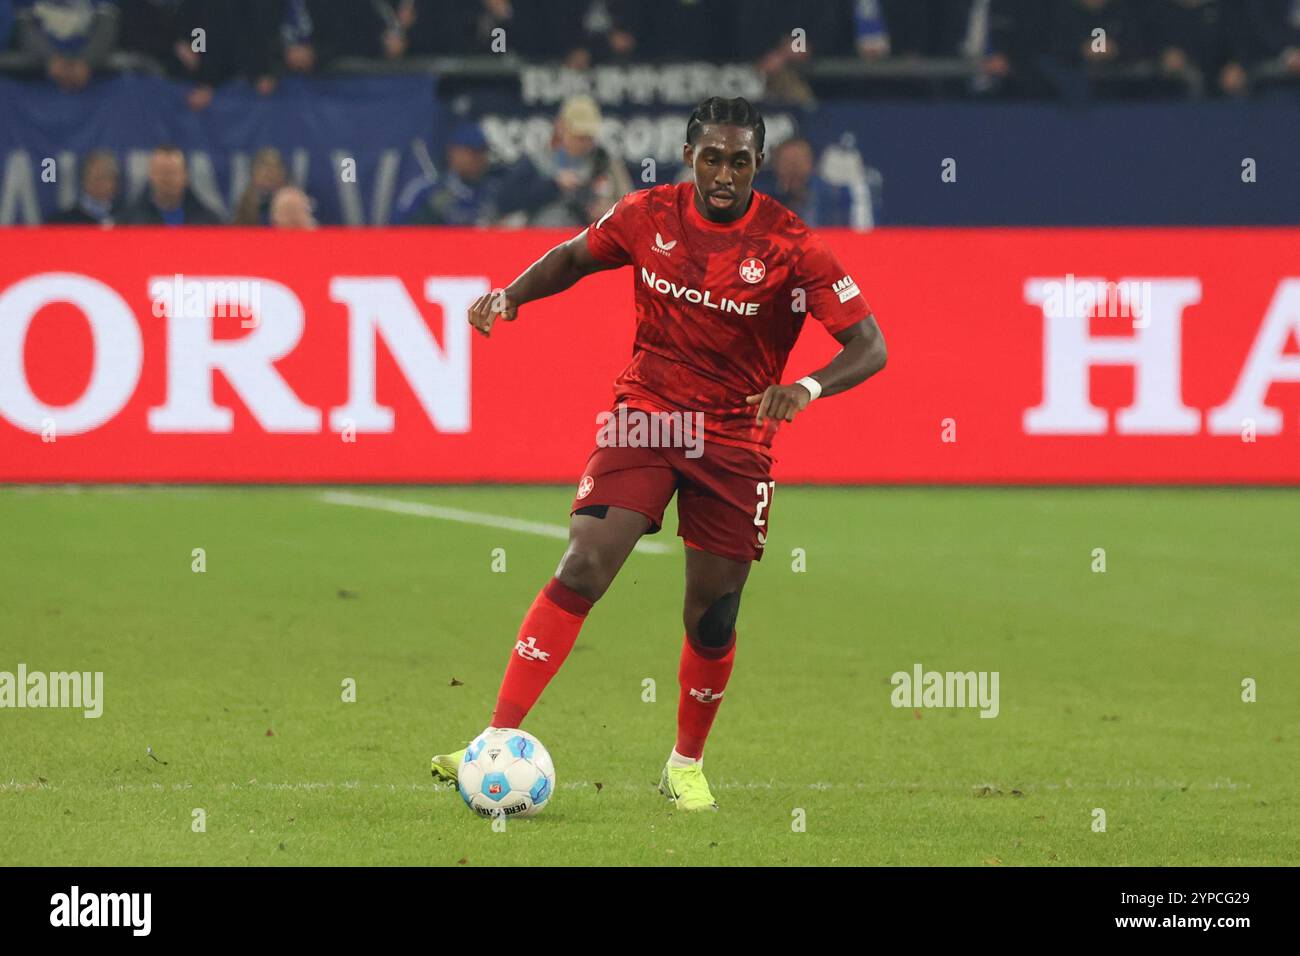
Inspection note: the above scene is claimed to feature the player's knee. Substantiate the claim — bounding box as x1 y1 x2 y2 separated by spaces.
691 591 740 651
555 545 612 603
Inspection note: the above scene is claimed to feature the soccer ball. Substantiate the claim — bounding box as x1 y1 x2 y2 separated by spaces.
458 728 555 818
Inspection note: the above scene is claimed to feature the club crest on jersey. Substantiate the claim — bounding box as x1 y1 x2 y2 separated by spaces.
739 257 766 284
653 232 677 255
577 475 594 499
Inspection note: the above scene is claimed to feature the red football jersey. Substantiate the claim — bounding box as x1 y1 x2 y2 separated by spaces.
584 181 871 453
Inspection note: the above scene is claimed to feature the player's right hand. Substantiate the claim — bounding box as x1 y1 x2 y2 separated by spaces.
468 289 518 337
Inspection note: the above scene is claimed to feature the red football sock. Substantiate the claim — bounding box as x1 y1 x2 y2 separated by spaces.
675 630 736 760
490 577 593 728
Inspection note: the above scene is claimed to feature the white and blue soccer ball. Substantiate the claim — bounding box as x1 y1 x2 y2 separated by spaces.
458 728 556 818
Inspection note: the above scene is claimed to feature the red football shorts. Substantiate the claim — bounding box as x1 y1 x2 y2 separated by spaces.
569 437 775 563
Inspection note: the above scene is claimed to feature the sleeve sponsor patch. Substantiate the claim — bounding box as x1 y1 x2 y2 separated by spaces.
832 275 861 303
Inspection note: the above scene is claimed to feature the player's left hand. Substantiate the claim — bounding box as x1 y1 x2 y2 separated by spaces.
746 383 812 424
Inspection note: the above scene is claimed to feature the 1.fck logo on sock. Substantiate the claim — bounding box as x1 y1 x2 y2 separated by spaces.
514 636 550 662
689 687 723 703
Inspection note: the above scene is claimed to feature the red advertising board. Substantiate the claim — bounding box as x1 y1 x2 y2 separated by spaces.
1 227 1298 483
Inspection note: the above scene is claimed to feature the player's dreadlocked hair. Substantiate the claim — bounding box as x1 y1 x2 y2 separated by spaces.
686 96 766 154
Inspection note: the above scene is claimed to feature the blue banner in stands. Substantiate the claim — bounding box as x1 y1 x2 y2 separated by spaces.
0 73 438 226
806 101 1300 226
430 94 1300 227
4 70 1299 227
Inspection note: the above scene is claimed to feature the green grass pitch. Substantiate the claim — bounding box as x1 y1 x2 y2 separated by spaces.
1 485 1296 866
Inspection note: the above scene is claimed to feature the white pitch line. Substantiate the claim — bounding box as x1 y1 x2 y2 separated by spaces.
0 778 1253 795
318 491 674 555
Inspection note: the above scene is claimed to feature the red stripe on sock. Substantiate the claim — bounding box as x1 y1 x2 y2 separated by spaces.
542 576 594 617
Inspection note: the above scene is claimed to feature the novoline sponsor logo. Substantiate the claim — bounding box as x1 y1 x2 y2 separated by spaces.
639 267 759 316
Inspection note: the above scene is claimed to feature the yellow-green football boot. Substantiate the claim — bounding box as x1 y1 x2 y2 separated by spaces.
658 761 719 811
430 748 466 787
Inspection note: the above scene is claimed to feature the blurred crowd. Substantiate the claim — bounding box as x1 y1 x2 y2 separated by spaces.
397 97 635 228
50 143 320 227
394 98 861 229
1 1 1299 102
10 0 1300 228
40 94 656 229
987 0 1300 98
49 94 863 230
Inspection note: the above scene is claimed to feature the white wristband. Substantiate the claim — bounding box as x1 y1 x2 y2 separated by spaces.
795 376 823 402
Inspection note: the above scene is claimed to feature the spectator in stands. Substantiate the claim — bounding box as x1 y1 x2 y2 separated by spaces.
852 0 891 59
119 145 223 225
993 0 1146 100
49 149 120 224
116 0 181 67
15 0 119 92
388 0 417 59
1052 0 1145 67
280 0 316 73
1216 0 1300 91
1231 0 1300 87
984 0 1058 96
233 148 288 225
733 0 845 104
270 186 317 229
515 0 657 68
604 0 724 62
506 95 632 227
282 0 413 72
172 0 280 110
582 0 636 68
397 123 508 226
461 0 518 54
420 0 570 60
881 0 978 57
1143 1 1252 96
756 138 853 228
